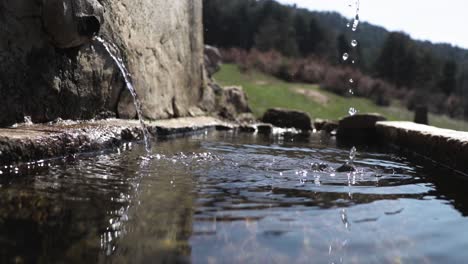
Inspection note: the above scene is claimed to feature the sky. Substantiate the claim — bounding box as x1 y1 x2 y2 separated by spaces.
277 0 468 49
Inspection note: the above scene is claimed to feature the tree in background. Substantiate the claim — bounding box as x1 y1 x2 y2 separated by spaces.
439 60 457 95
375 32 418 88
413 51 440 92
294 14 325 56
257 1 298 56
293 13 309 55
336 34 350 63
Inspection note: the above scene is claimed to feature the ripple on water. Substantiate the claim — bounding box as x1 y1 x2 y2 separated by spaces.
0 132 467 263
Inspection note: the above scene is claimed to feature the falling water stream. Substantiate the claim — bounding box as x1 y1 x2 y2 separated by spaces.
95 37 152 154
345 0 360 103
338 1 362 260
345 0 361 162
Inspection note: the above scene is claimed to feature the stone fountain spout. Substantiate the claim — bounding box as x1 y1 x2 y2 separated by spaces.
42 0 104 48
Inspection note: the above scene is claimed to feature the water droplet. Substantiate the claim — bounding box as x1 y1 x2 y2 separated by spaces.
314 175 321 186
348 107 358 116
24 116 33 125
342 53 349 61
349 146 357 162
349 89 354 95
352 15 360 31
346 23 350 28
349 78 354 83
351 40 358 47
352 60 355 64
341 209 350 229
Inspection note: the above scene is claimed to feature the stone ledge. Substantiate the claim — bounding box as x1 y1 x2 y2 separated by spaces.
0 117 232 165
376 121 468 173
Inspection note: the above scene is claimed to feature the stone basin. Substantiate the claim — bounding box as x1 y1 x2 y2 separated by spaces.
0 117 233 165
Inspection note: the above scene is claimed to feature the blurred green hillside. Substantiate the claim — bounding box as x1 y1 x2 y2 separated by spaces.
215 64 468 131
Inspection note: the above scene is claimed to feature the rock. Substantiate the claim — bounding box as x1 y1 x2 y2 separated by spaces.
215 124 234 131
117 89 137 119
218 86 252 121
414 105 429 125
336 163 356 173
223 86 251 113
262 108 312 131
323 122 339 134
205 45 222 77
257 123 273 135
239 125 256 133
337 113 386 143
314 119 326 131
95 110 117 120
42 0 104 48
237 113 257 123
209 82 223 96
314 119 338 133
311 162 329 171
0 0 213 127
198 81 217 113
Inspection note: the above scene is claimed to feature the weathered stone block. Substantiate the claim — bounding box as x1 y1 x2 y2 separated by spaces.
337 113 386 143
205 45 222 77
376 121 468 174
314 119 338 133
262 108 312 131
217 86 252 121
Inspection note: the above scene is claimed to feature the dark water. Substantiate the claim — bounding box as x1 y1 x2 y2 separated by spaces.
0 131 467 263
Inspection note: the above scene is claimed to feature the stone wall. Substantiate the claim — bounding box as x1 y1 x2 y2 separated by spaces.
0 0 210 127
376 121 468 174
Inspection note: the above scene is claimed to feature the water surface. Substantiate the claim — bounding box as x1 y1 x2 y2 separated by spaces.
0 131 467 263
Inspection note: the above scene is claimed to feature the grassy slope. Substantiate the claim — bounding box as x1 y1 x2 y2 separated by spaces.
214 64 468 131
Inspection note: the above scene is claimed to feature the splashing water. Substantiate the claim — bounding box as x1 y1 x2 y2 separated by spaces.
343 1 361 247
341 208 350 230
352 15 360 32
348 107 358 116
95 37 152 154
24 116 33 125
351 0 360 32
349 147 357 163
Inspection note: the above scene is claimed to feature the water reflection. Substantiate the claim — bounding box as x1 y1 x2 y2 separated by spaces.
0 132 467 263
